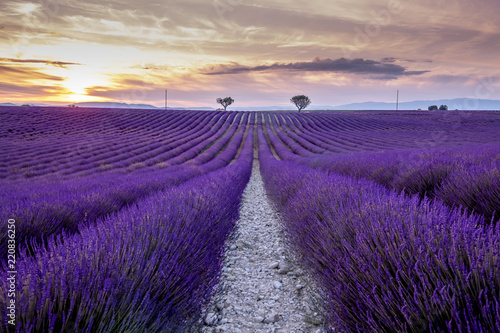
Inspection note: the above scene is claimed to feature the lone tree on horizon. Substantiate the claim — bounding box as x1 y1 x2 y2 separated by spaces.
291 95 311 112
216 97 234 111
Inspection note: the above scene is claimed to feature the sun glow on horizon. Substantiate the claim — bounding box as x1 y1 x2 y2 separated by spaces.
64 93 106 103
50 67 111 102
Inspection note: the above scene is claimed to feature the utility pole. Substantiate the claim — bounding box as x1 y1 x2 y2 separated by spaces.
165 89 167 110
396 90 399 111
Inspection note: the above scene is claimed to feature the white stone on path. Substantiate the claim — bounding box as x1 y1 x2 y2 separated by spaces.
201 160 325 333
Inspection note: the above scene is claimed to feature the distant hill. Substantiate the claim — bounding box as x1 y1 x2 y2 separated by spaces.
73 102 217 110
0 103 52 107
74 102 161 109
331 98 500 111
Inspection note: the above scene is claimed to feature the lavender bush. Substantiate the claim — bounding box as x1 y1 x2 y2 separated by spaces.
255 111 500 222
0 126 254 332
1 108 235 179
0 167 202 256
0 111 250 257
300 145 500 222
258 131 500 332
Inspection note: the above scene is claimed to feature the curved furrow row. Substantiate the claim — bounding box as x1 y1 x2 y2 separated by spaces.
68 112 228 174
274 113 329 154
306 113 421 150
264 112 500 223
281 113 364 153
264 113 316 157
1 127 255 333
292 114 379 152
256 114 500 332
0 109 250 258
2 110 213 179
2 111 217 179
307 114 410 151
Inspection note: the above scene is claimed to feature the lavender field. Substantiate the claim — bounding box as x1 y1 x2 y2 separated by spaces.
1 106 500 332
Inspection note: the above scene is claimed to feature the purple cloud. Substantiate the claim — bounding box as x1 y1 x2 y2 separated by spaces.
204 57 429 78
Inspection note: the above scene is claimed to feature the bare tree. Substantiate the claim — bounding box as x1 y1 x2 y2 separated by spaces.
290 95 311 112
216 97 234 111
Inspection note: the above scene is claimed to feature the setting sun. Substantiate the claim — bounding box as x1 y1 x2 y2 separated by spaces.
63 71 101 95
43 67 110 102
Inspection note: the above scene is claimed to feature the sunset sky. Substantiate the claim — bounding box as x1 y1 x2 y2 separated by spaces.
1 0 499 108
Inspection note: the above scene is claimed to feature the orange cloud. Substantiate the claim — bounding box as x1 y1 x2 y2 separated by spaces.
0 63 72 103
0 58 82 69
0 65 65 81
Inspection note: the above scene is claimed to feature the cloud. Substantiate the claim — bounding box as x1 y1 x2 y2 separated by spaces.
0 63 68 100
427 75 473 85
204 57 429 78
423 74 500 87
129 64 172 71
83 74 159 101
0 57 82 68
381 57 433 64
0 81 67 95
0 65 65 81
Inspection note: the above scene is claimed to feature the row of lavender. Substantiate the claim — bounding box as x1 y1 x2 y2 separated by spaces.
1 108 254 331
1 108 246 179
0 110 249 256
302 145 500 223
1 146 253 332
257 112 500 331
266 111 500 155
262 112 500 223
4 108 498 181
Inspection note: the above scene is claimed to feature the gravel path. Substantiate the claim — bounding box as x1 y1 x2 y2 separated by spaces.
202 160 326 333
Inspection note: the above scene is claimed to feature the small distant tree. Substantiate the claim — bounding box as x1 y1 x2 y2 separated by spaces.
216 97 234 111
291 95 311 112
439 104 448 110
428 105 438 111
21 104 31 107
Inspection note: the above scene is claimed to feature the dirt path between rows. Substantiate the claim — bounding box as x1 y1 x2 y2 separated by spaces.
202 160 326 333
